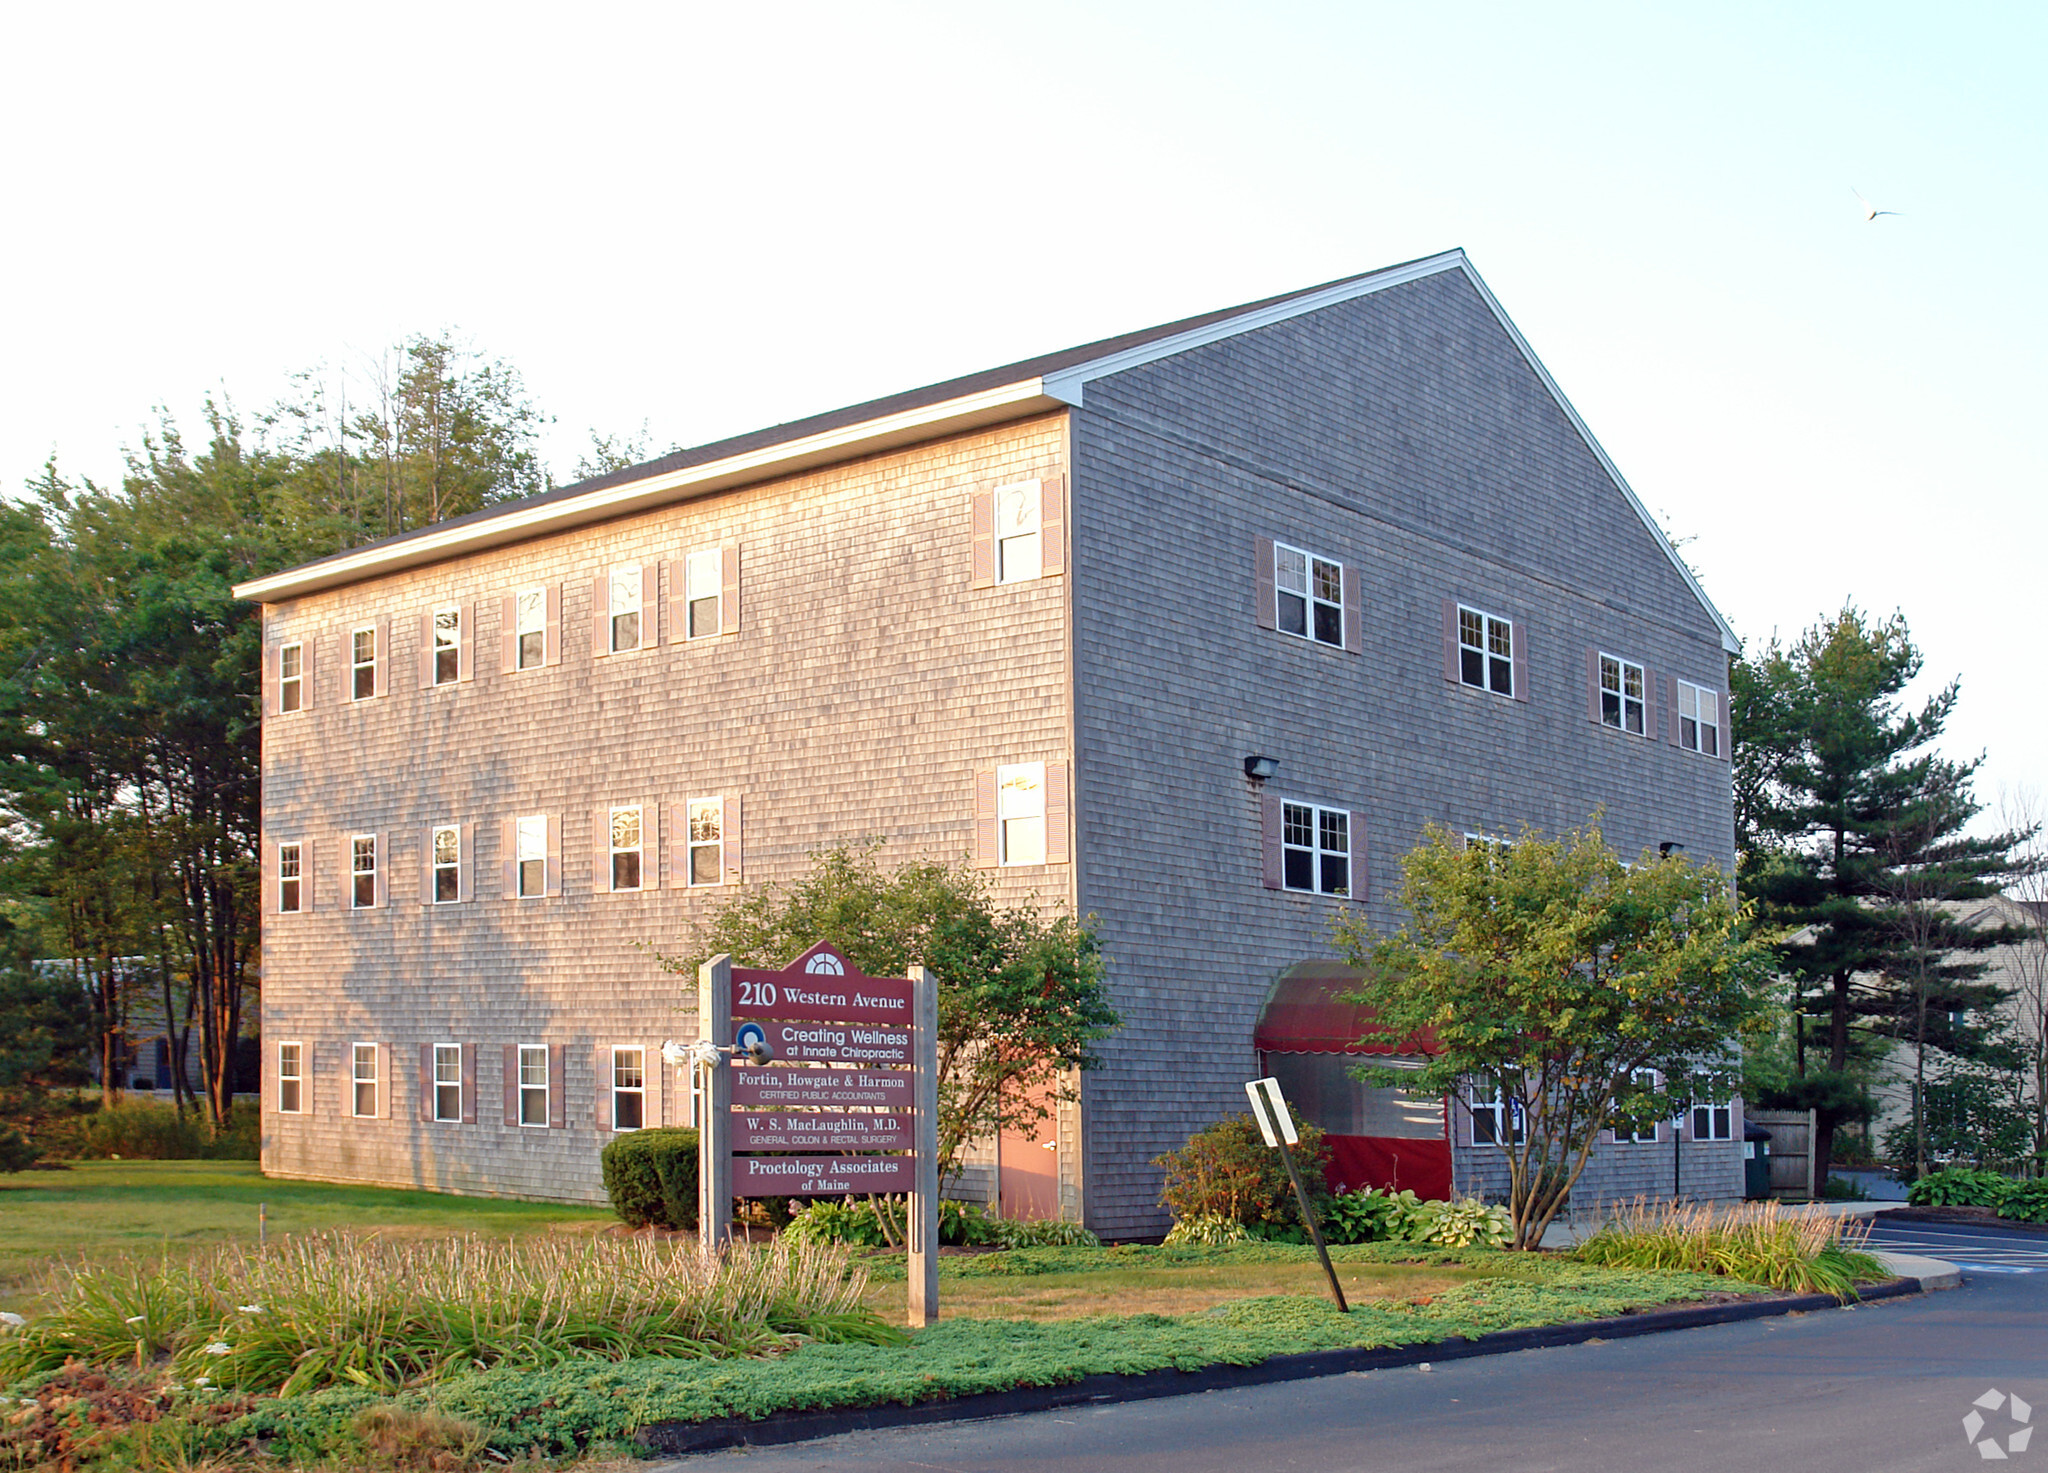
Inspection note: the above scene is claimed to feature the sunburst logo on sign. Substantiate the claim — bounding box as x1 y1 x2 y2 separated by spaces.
1964 1389 2033 1460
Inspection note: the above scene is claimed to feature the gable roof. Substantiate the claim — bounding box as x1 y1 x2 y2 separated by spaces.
232 250 1738 652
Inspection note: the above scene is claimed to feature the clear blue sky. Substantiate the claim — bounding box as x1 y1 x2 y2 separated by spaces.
3 2 2040 827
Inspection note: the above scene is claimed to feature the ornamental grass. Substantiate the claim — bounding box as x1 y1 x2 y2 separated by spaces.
0 1231 897 1394
1570 1198 1887 1301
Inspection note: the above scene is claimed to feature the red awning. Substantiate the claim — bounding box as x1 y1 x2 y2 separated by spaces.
1252 963 1438 1056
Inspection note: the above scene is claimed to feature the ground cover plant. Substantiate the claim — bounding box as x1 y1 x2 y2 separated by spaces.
1907 1166 2048 1224
1571 1198 1887 1300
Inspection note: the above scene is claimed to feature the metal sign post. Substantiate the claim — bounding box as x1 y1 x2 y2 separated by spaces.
1245 1076 1347 1313
698 955 734 1252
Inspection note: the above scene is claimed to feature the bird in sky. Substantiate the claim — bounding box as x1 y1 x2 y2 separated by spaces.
1852 187 1903 222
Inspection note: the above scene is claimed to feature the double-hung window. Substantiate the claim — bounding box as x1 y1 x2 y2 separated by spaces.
514 587 547 669
515 815 548 898
351 626 378 700
997 763 1046 866
1600 654 1647 735
1470 1085 1523 1146
1677 680 1720 756
1458 606 1515 696
687 799 724 886
432 608 461 685
1614 1068 1660 1143
684 548 723 638
279 642 304 713
608 564 642 653
611 1046 645 1131
517 1044 549 1126
351 834 378 909
431 825 460 903
433 1043 462 1123
1275 543 1344 648
277 1042 303 1114
610 806 644 891
1690 1099 1733 1141
352 1042 378 1118
1282 802 1350 896
995 481 1042 584
278 843 303 913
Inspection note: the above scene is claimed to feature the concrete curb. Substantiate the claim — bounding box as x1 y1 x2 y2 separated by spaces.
1873 1251 1961 1290
636 1273 1936 1457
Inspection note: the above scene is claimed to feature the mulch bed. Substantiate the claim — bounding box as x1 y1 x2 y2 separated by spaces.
1879 1206 2048 1235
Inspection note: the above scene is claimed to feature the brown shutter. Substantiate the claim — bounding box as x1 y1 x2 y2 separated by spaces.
1719 696 1733 764
1350 810 1370 902
461 1043 477 1125
544 583 562 666
302 838 315 913
1586 648 1603 725
1254 536 1276 631
265 644 280 715
1667 674 1683 748
642 563 660 649
1441 598 1460 682
377 1043 390 1119
458 822 475 903
723 795 743 884
502 1044 518 1128
973 769 998 868
372 832 387 909
339 833 351 910
545 814 561 897
721 545 741 634
643 800 660 889
261 837 276 911
303 1042 315 1117
1039 475 1065 576
547 1044 565 1128
420 827 436 905
500 817 517 898
458 602 474 682
593 808 612 894
1341 564 1362 654
499 595 518 674
1045 762 1071 865
419 1043 434 1122
596 1044 611 1131
373 618 389 698
303 635 319 710
591 574 611 657
1261 791 1284 889
970 491 995 588
418 613 435 689
1512 623 1529 703
668 802 688 889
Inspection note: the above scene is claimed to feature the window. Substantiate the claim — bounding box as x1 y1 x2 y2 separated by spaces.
1677 680 1720 756
1458 606 1514 696
611 1046 645 1130
351 835 378 909
352 1042 378 1118
997 763 1046 866
278 843 302 913
279 642 304 713
1600 654 1646 735
1691 1100 1733 1141
518 1044 549 1126
1282 802 1350 896
610 806 644 891
995 481 1041 584
351 625 377 700
277 1042 303 1113
608 564 642 653
515 815 548 898
432 608 461 685
688 798 723 886
432 1043 462 1122
1275 542 1343 648
1614 1068 1660 1143
1470 1085 1524 1146
685 548 723 638
515 587 546 669
431 825 460 903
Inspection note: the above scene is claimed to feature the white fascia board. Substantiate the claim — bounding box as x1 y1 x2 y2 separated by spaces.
233 378 1066 602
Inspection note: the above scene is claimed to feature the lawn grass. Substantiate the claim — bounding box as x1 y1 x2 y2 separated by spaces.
0 1161 612 1301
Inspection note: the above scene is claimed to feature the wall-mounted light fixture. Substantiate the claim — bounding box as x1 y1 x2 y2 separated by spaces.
1244 755 1280 781
1659 841 1686 856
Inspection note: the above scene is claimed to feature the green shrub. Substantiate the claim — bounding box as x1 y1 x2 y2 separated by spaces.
939 1198 996 1245
987 1216 1099 1249
1321 1188 1395 1244
38 1098 259 1162
1417 1198 1511 1249
1997 1180 2048 1224
780 1199 893 1248
1906 1166 2013 1210
1821 1174 1870 1201
600 1127 699 1229
1152 1113 1330 1232
0 1126 35 1173
1161 1212 1253 1246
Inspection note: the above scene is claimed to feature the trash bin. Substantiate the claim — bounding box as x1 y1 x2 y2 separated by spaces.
1743 1121 1773 1200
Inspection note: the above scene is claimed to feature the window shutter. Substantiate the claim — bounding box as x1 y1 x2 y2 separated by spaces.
544 583 562 666
667 802 688 889
502 1044 518 1128
547 1044 565 1128
723 795 743 884
1648 668 1664 742
1254 536 1276 631
592 809 612 894
1350 810 1370 902
1341 564 1362 654
1667 674 1682 748
461 1043 477 1125
303 1042 315 1117
373 618 390 698
1586 648 1602 725
643 799 660 889
302 838 315 913
373 832 387 909
1513 624 1529 703
265 645 280 715
545 814 562 897
377 1043 390 1119
969 491 995 588
1044 762 1071 865
458 602 474 682
591 574 611 658
642 563 660 649
261 837 276 911
420 827 436 905
972 769 998 868
499 595 518 674
1441 598 1459 682
1719 698 1733 764
721 545 741 634
458 822 475 903
1261 791 1284 889
1039 475 1065 576
418 613 435 690
596 1045 611 1131
339 833 350 909
500 817 517 898
418 1043 434 1122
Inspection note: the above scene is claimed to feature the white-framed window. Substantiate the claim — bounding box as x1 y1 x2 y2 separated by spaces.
279 641 304 713
1614 1068 1660 1143
351 834 378 909
611 1045 645 1131
688 798 724 886
277 1041 303 1114
350 625 377 701
518 1044 549 1127
278 842 302 913
515 815 548 898
514 587 547 670
1600 654 1647 735
1274 542 1344 648
609 806 644 892
352 1042 378 1118
1458 605 1514 696
608 563 642 653
995 481 1042 584
431 824 460 903
997 762 1046 866
685 548 723 638
432 607 461 685
1470 1085 1524 1146
433 1042 462 1123
1691 1100 1733 1141
1282 801 1350 896
1677 680 1720 756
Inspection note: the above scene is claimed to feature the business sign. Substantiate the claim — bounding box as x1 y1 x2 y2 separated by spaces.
735 1154 918 1196
739 1021 910 1067
731 1067 911 1108
728 943 914 1025
732 1112 914 1152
